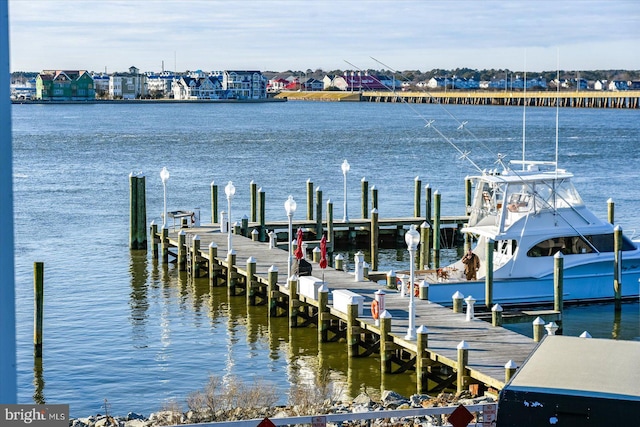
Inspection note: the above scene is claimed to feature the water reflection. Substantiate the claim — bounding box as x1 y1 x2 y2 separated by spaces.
129 250 149 348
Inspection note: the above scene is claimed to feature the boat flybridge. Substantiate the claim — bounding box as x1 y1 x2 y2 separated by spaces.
421 159 640 306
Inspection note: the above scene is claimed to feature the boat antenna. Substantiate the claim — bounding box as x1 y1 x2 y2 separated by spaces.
522 52 527 171
357 57 487 172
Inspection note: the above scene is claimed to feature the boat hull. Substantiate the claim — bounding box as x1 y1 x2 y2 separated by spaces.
424 268 640 307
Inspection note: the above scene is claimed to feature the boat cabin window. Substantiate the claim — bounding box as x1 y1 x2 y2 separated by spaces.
527 233 636 257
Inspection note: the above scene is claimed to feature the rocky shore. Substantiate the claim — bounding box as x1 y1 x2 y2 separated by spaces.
69 390 495 427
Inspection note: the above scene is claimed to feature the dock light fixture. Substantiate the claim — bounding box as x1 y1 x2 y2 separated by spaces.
285 195 297 278
341 159 350 222
160 167 170 227
225 181 236 253
405 224 420 340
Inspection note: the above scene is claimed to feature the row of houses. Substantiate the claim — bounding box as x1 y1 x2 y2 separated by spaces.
20 67 640 101
34 66 268 101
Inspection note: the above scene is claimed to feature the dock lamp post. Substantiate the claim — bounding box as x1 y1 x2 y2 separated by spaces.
225 181 236 253
341 159 350 222
405 224 420 340
160 167 170 227
285 195 297 278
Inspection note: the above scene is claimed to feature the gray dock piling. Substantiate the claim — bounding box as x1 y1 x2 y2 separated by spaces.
608 198 614 224
380 310 392 373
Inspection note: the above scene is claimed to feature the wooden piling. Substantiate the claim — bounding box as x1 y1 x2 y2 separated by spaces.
312 247 321 263
241 215 249 237
129 173 147 250
380 310 392 373
208 242 218 287
554 252 564 318
318 284 329 343
307 179 314 221
315 187 323 238
532 317 545 342
456 341 469 393
614 225 622 311
267 265 278 317
258 188 266 241
335 254 344 271
250 181 257 223
288 275 299 328
191 235 200 277
485 238 494 309
452 291 464 313
178 230 186 271
433 191 441 268
418 280 429 300
419 221 430 270
414 176 421 218
504 360 517 383
371 185 378 211
161 226 169 263
34 262 44 358
361 177 369 219
371 208 379 271
150 222 158 259
386 270 397 290
347 303 360 358
210 181 218 224
327 200 334 249
246 257 256 306
607 198 614 224
416 325 429 394
491 304 503 327
251 229 259 241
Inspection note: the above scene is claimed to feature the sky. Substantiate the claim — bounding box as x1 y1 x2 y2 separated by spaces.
8 0 640 74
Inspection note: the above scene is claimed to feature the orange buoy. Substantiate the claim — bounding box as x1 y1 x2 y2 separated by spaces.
371 299 380 320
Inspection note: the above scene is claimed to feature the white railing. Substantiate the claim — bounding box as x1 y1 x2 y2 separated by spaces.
172 403 497 427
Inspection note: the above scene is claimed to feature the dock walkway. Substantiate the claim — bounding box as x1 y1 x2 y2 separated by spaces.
157 224 539 394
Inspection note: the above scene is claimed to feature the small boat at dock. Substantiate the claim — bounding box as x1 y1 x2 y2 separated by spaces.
420 159 640 306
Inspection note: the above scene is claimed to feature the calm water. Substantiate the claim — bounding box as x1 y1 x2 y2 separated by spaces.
11 101 640 417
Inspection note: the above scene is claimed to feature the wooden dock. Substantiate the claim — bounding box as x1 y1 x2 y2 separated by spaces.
152 223 543 395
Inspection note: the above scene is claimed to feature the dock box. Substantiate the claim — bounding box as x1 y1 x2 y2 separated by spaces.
497 335 640 426
331 289 364 316
298 276 325 300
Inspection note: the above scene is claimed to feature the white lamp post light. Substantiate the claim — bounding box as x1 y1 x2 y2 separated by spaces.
160 167 170 227
341 159 350 222
284 195 297 278
225 181 236 253
404 224 420 340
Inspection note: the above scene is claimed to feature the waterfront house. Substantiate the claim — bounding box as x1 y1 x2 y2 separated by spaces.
218 70 267 99
267 77 289 92
302 78 323 91
109 66 147 99
92 73 110 98
608 80 629 91
35 70 96 101
172 76 223 99
146 73 176 98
